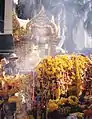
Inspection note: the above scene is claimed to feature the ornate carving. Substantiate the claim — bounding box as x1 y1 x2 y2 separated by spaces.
26 6 59 56
26 6 58 40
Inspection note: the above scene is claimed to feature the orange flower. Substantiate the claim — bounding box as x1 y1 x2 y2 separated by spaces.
48 101 58 112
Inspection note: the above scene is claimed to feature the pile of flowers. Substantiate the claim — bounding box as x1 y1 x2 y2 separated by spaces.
47 96 79 113
34 55 92 118
0 75 23 96
35 55 90 98
48 100 59 112
57 98 67 105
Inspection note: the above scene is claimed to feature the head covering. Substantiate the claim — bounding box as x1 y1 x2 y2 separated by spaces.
9 53 18 60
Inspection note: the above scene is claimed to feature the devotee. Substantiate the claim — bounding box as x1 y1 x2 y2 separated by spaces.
4 53 19 75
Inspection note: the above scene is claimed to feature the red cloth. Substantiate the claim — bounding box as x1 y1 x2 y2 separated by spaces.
84 110 92 116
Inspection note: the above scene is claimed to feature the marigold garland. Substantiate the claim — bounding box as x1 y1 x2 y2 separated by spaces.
68 96 78 105
57 98 67 105
35 55 90 98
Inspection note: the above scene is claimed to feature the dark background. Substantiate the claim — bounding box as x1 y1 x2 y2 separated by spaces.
0 0 5 33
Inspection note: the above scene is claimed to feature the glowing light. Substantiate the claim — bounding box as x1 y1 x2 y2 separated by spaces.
13 0 18 4
45 44 48 49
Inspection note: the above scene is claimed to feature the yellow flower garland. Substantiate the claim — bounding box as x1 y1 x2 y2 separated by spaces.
68 96 78 105
57 98 67 105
